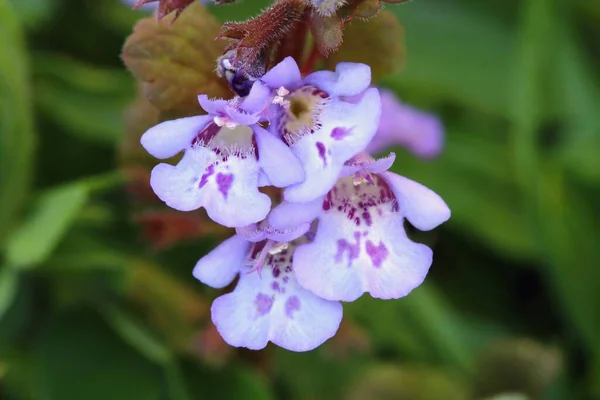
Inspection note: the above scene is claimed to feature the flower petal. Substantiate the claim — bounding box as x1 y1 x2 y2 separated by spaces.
201 155 272 228
198 95 260 126
141 115 212 159
254 125 305 187
260 56 302 90
149 151 211 212
304 63 371 97
268 197 325 230
367 89 445 158
211 240 343 351
198 95 229 115
381 172 450 231
193 234 249 288
283 88 381 202
294 211 432 302
240 81 272 115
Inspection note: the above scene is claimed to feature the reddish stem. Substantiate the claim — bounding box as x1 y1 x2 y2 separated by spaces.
300 44 322 76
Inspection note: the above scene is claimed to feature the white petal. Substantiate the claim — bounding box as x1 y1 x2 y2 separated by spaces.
254 125 305 187
268 197 325 230
193 235 249 288
212 241 343 351
381 172 450 231
304 63 372 97
149 150 213 212
141 115 212 159
201 155 272 228
294 211 432 302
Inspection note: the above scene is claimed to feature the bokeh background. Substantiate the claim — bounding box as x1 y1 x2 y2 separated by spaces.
1 0 599 399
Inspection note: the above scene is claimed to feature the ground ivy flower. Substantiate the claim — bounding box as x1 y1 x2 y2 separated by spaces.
253 57 381 203
193 234 343 351
367 89 445 158
140 91 304 228
268 155 450 302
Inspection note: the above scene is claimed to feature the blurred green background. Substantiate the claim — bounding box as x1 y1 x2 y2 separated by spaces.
1 0 599 399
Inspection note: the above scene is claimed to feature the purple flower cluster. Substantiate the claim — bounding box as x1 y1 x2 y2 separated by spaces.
141 57 449 351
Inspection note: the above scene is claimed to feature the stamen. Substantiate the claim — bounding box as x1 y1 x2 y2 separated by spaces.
268 242 289 255
273 86 291 108
247 240 276 278
353 171 374 186
213 116 238 129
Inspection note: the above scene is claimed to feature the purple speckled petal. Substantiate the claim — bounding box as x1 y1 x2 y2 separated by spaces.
381 172 450 231
211 239 343 351
254 125 305 187
141 115 212 159
149 150 209 212
267 197 325 230
150 148 271 227
367 89 445 158
293 176 434 301
201 153 271 228
260 56 302 90
304 63 371 97
193 234 249 288
283 88 381 203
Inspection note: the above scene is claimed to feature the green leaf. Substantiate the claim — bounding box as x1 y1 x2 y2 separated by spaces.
5 182 90 269
390 131 538 260
325 11 404 81
344 364 468 400
34 54 134 144
508 1 600 395
0 267 18 321
98 302 173 365
0 274 32 355
554 24 600 183
348 285 477 374
164 360 193 400
182 360 273 400
30 310 163 400
8 0 54 28
472 338 562 399
0 0 36 249
387 0 514 117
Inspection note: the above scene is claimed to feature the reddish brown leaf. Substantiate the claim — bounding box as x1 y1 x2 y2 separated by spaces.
122 2 230 115
135 211 230 251
217 0 306 69
125 261 211 352
309 10 343 55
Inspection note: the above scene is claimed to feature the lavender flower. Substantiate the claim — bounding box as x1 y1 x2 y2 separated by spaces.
140 91 304 228
193 235 343 351
367 89 445 158
268 154 450 302
139 55 450 352
254 57 382 203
